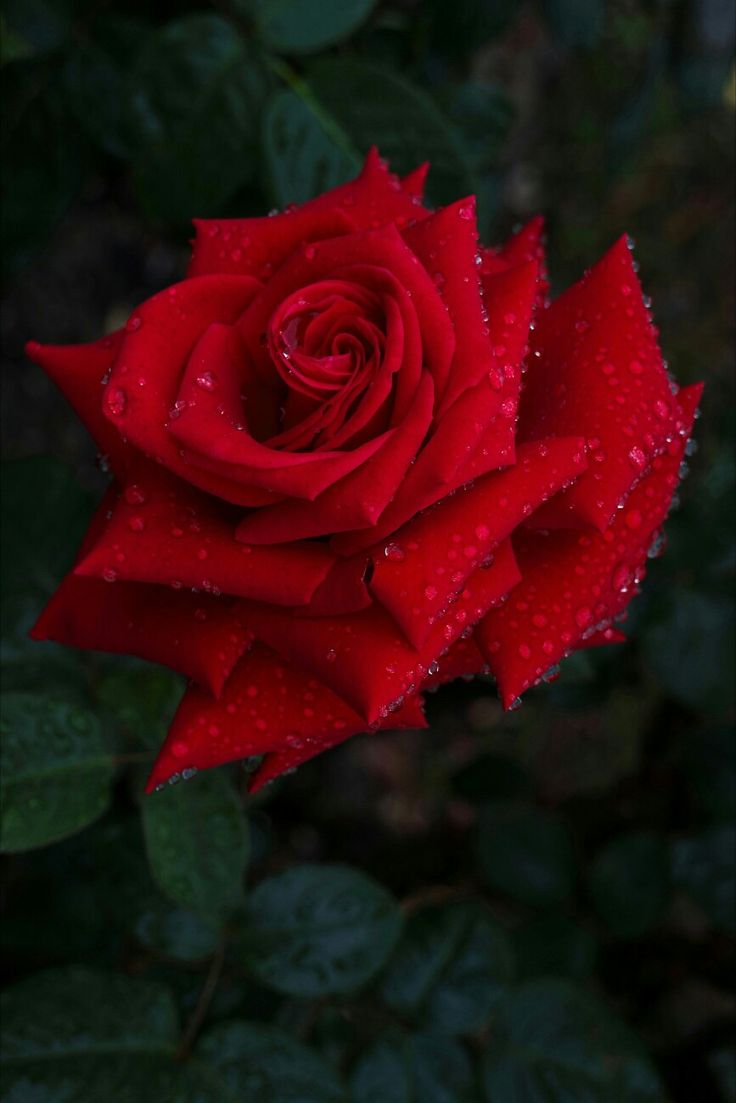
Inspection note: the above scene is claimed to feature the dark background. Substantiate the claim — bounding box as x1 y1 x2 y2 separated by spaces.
1 1 735 1100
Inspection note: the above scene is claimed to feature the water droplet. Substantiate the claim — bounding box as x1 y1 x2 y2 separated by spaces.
384 542 405 562
106 387 127 416
627 446 647 471
125 315 142 333
195 371 217 391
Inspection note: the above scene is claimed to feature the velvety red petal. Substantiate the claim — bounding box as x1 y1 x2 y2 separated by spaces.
518 236 683 530
234 372 435 543
480 216 549 305
238 539 520 723
248 691 428 793
420 635 487 691
301 553 374 617
102 275 264 506
450 260 541 486
578 626 627 649
73 461 334 606
330 369 521 557
144 641 427 791
369 437 587 647
301 146 431 232
31 575 250 697
188 207 355 279
238 224 454 398
25 333 129 473
476 383 702 706
400 162 430 201
403 197 497 413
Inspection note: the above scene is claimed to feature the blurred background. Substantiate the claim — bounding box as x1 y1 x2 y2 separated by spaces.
2 1 735 1100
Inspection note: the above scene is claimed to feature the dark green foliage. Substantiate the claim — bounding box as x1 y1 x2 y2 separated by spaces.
242 864 403 996
1 2 733 1100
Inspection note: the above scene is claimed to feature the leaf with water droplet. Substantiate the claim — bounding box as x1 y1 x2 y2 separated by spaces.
142 768 248 921
1 693 115 853
240 863 402 997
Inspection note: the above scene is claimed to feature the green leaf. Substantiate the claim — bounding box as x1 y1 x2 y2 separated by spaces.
263 87 360 207
96 665 183 751
1 0 76 58
482 979 666 1102
62 16 147 159
477 802 576 908
134 900 221 962
643 589 735 714
513 915 598 981
243 863 403 997
540 0 605 48
380 900 514 1034
0 967 200 1101
306 58 475 205
671 824 736 936
142 768 248 921
351 1031 475 1103
254 0 376 54
196 1021 345 1101
129 15 271 223
588 832 670 940
0 693 114 852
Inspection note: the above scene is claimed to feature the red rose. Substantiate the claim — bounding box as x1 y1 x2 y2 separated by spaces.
27 149 702 793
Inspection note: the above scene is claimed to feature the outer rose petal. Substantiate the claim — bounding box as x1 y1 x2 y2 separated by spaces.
578 627 627 649
238 539 521 723
247 690 429 793
74 461 335 606
102 274 265 506
403 197 497 413
476 383 702 706
188 208 355 279
25 333 129 473
421 636 487 690
480 215 549 305
330 260 542 557
369 437 587 647
145 642 427 791
401 162 430 201
518 236 682 530
31 576 251 697
452 260 541 484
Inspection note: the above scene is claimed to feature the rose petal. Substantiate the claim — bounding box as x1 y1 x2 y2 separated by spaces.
330 368 522 557
369 437 587 647
248 691 428 793
234 372 435 543
403 197 497 412
400 161 430 202
73 461 335 606
238 539 520 722
476 383 702 706
481 215 549 305
188 207 355 279
518 236 683 530
237 226 454 404
102 274 263 505
25 333 128 473
447 259 542 486
420 635 487 690
144 641 427 791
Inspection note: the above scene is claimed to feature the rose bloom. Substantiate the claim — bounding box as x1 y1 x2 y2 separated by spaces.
27 149 702 792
